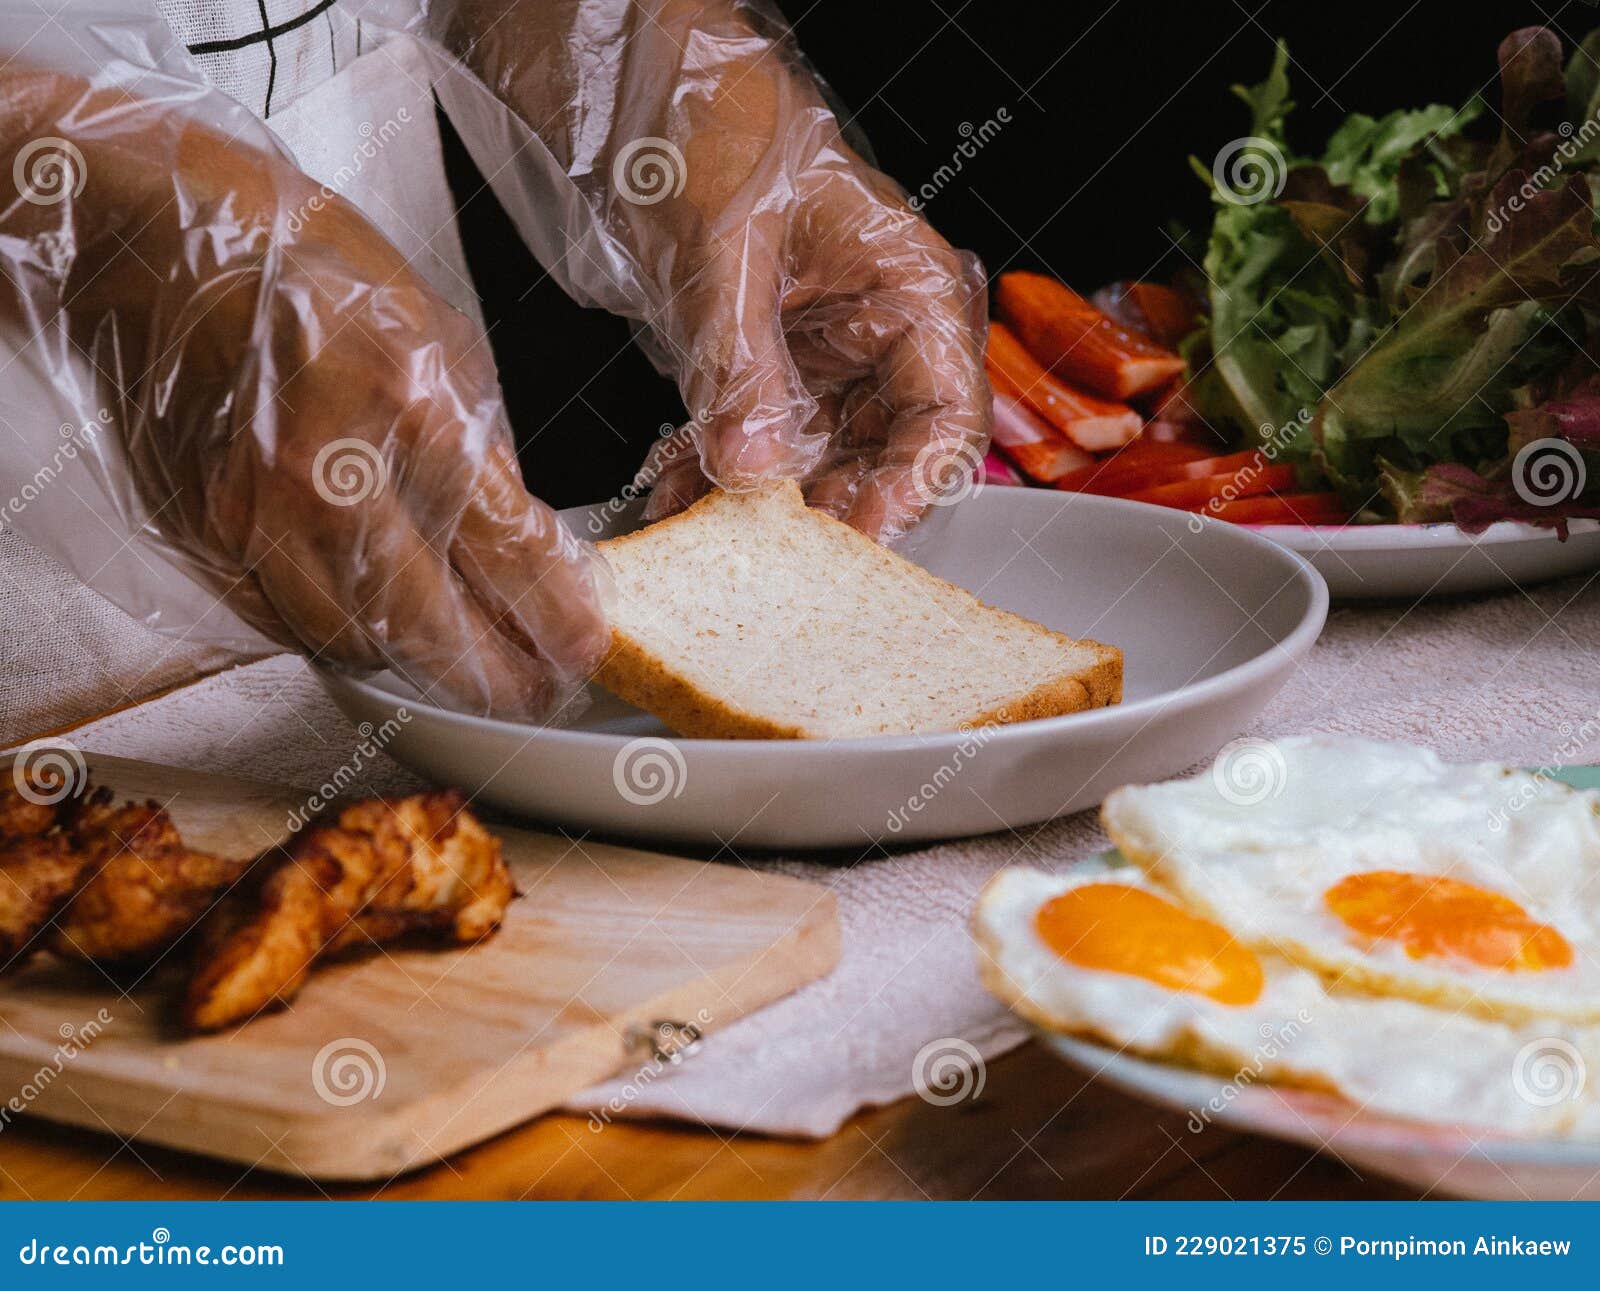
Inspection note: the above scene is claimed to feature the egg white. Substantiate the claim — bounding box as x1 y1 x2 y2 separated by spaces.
1101 736 1600 1023
974 862 1596 1136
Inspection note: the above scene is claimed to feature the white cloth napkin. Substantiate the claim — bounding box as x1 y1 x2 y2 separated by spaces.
50 571 1600 1138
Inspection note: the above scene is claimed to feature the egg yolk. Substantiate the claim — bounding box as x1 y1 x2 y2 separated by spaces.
1324 871 1572 972
1034 883 1264 1005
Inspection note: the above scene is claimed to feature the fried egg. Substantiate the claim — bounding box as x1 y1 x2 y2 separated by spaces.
974 862 1596 1135
1101 737 1600 1023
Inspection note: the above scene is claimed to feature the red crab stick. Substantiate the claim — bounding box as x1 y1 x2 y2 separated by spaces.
986 323 1142 452
988 388 1094 483
997 271 1186 400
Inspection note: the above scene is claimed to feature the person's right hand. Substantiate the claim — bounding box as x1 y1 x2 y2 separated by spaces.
634 133 991 544
429 0 990 545
0 68 608 719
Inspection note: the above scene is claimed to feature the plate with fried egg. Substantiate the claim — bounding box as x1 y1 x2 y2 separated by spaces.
975 738 1600 1199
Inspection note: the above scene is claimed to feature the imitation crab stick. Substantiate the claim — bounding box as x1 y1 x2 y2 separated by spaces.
987 323 1142 451
1123 464 1298 509
1052 440 1211 493
997 271 1186 400
1091 281 1202 349
1057 449 1269 497
990 389 1094 483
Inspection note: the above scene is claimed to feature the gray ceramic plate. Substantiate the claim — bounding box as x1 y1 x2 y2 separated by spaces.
1254 518 1600 601
318 490 1327 849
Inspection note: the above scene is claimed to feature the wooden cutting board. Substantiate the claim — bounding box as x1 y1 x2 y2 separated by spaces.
0 753 839 1180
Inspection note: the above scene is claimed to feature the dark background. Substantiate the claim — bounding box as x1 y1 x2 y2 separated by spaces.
445 1 1594 508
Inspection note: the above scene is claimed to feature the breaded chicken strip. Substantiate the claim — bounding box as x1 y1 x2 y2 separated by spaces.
0 835 95 966
50 792 249 965
0 777 68 843
0 771 95 965
184 791 511 1031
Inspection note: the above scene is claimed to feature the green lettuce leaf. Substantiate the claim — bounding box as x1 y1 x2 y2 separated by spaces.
1564 30 1600 168
1233 38 1292 143
1315 171 1599 493
1188 25 1600 516
1321 103 1479 224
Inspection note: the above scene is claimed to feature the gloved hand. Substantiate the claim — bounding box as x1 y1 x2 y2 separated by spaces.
428 0 992 543
0 66 608 719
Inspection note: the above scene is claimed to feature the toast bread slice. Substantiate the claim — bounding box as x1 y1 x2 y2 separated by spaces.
595 482 1121 739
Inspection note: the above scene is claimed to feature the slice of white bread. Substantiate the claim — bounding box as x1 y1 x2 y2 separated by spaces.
595 482 1121 739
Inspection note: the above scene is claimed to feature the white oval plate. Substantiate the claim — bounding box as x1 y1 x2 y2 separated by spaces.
318 490 1327 849
1252 518 1600 601
1037 1030 1600 1200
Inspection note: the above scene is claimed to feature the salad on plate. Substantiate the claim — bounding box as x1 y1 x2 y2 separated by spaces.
985 22 1600 536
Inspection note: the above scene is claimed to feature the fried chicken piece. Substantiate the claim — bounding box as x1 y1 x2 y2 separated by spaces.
0 834 96 966
183 791 511 1031
0 771 97 966
49 792 249 965
0 777 68 844
321 796 514 952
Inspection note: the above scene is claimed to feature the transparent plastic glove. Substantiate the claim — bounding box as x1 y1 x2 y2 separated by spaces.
0 53 608 720
419 0 993 542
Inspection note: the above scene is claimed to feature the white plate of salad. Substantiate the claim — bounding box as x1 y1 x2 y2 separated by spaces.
1248 517 1600 600
979 21 1600 601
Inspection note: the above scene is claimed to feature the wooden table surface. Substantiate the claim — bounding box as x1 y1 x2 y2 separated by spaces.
0 1041 1415 1201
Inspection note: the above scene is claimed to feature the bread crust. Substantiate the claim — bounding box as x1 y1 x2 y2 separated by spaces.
964 645 1122 730
595 631 816 739
597 483 1123 739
